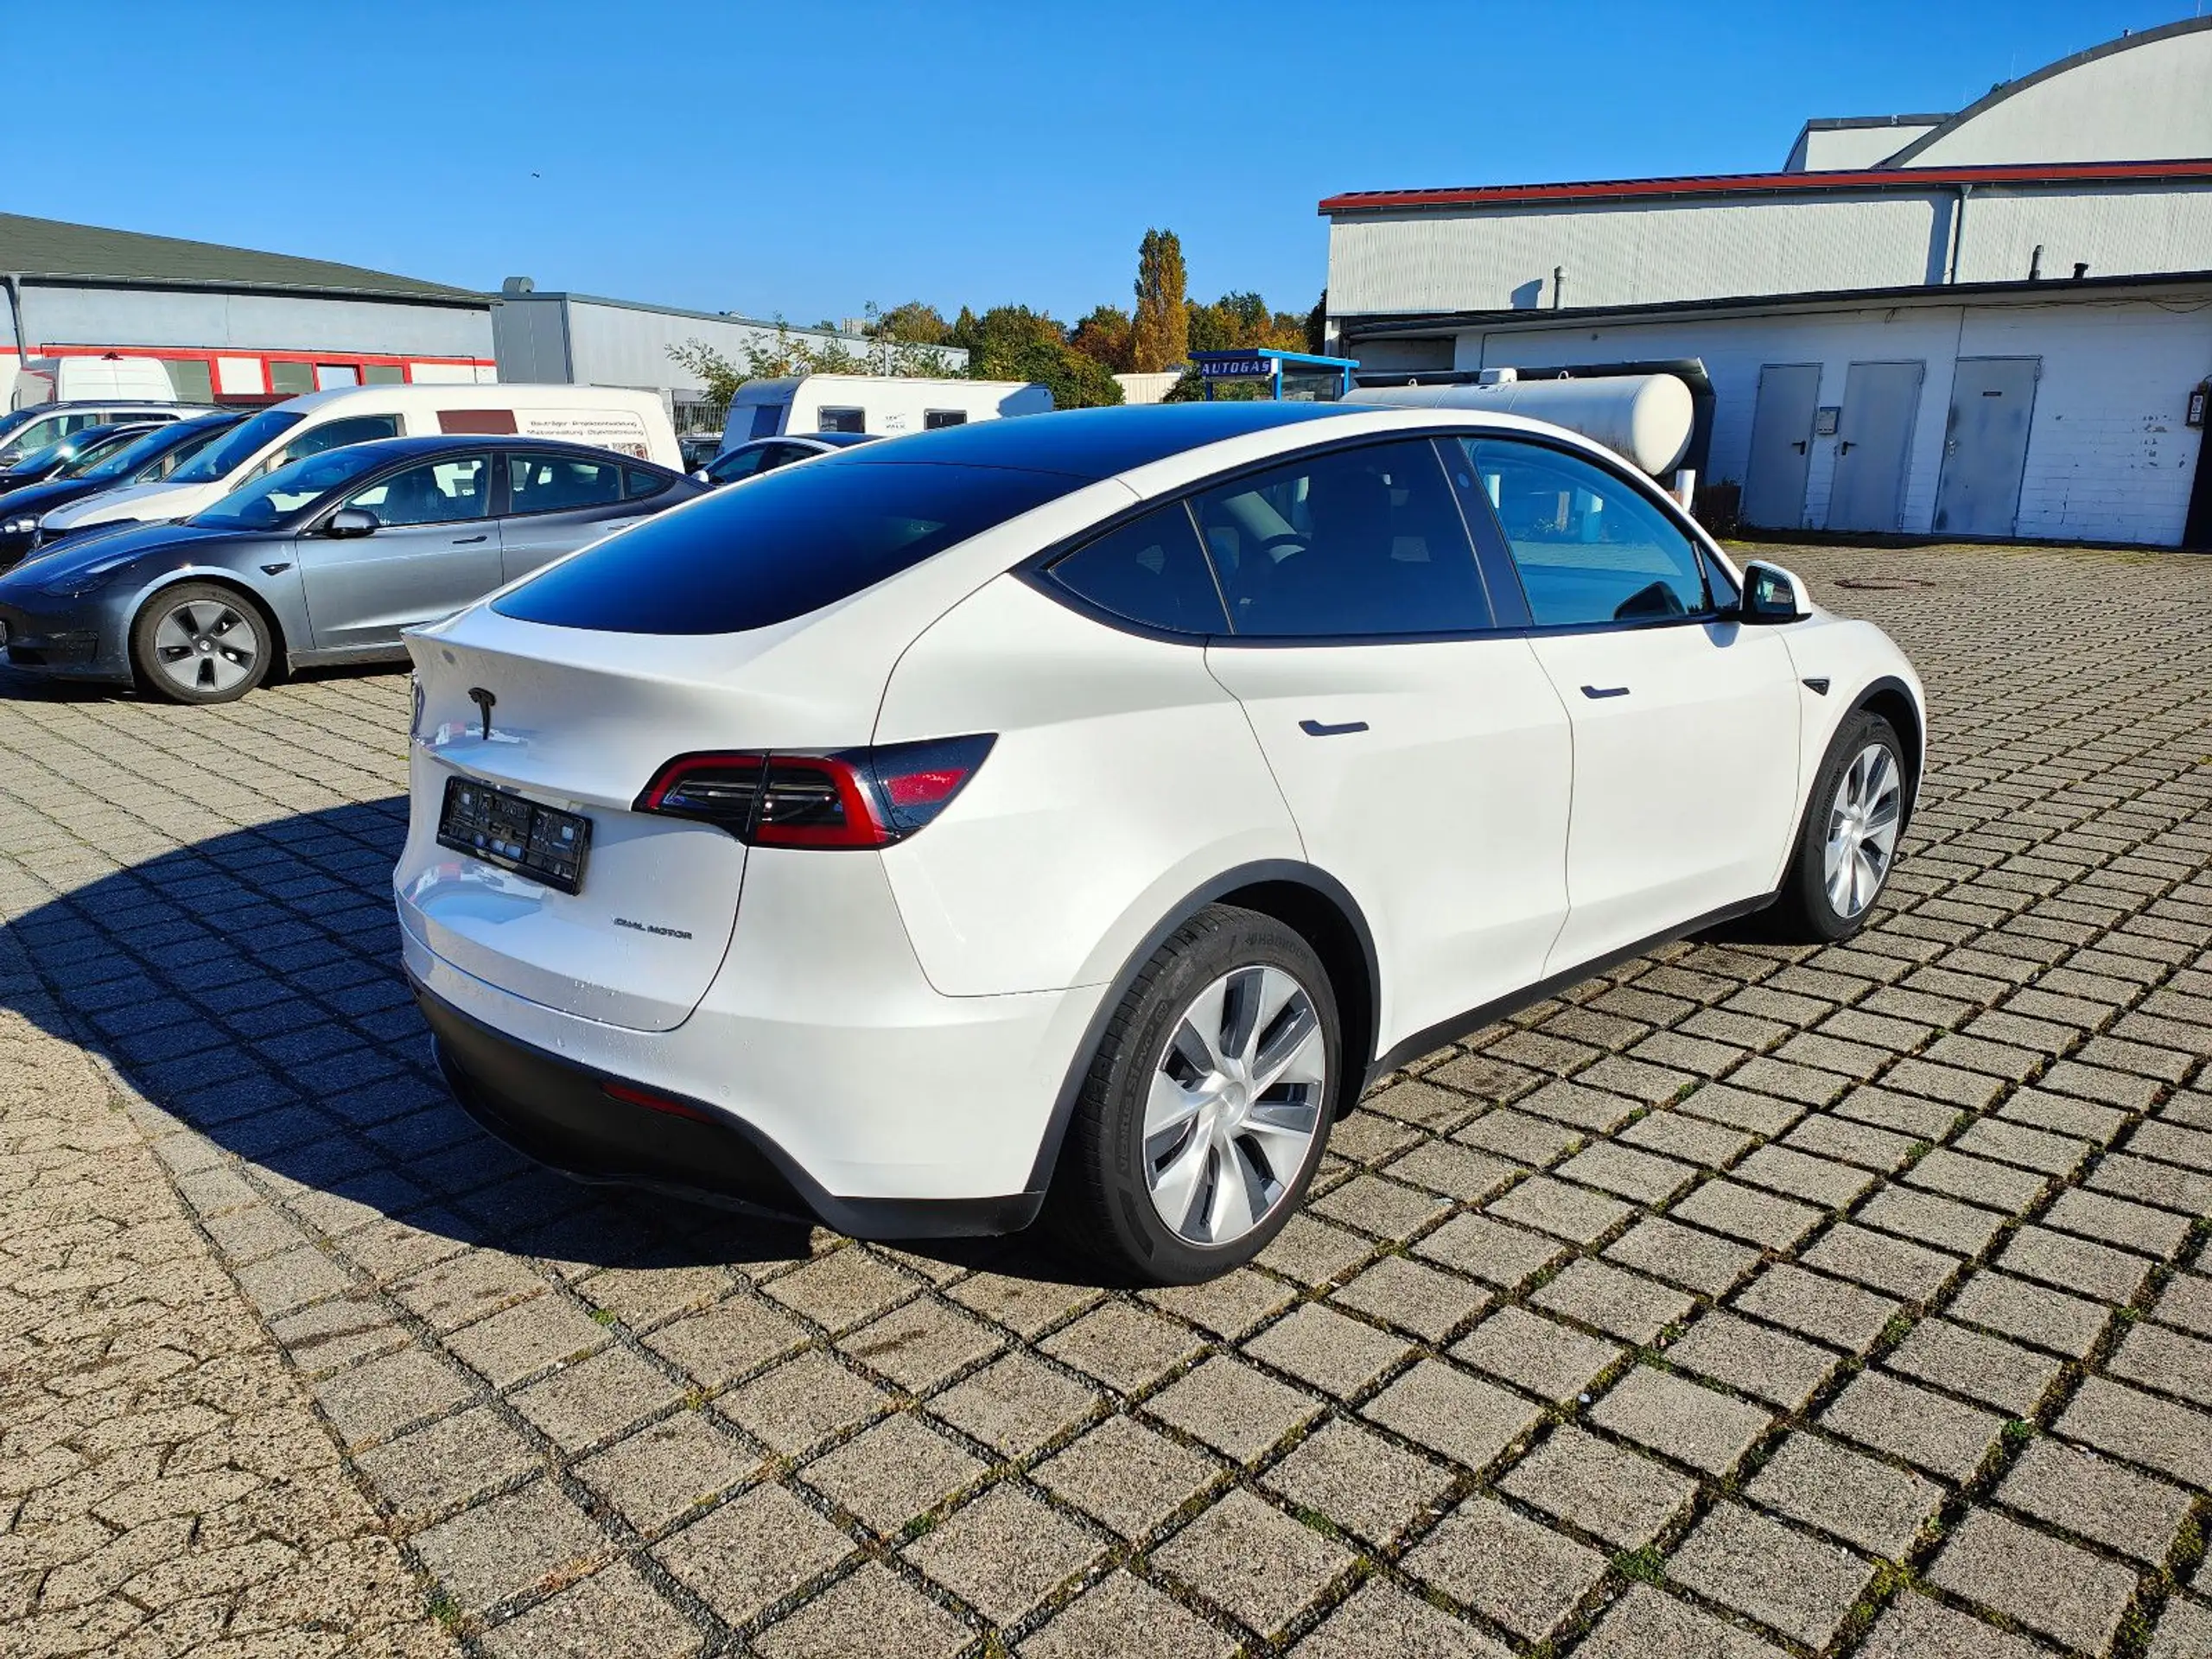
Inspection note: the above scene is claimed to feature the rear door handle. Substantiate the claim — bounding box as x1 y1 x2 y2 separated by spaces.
452 534 489 544
1299 718 1369 737
1580 684 1630 700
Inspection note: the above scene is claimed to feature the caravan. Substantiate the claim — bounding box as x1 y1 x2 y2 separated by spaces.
718 375 1049 454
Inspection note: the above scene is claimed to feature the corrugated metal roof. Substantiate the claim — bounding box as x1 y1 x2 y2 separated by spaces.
1318 159 2212 215
0 211 480 301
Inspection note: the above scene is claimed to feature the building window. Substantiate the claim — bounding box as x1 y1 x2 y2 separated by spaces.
924 410 967 429
267 361 315 396
817 406 865 434
164 359 215 404
315 364 362 390
363 364 405 385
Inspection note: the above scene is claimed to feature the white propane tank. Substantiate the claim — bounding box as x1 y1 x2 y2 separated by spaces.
1346 373 1695 476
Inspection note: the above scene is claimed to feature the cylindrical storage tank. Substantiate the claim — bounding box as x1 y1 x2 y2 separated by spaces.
1346 373 1695 476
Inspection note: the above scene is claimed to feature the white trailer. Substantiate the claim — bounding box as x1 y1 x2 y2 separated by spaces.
720 375 1051 452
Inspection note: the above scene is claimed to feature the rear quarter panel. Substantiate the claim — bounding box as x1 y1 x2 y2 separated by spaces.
874 573 1303 996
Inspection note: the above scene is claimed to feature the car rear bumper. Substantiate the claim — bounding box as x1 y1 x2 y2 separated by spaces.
416 978 1043 1237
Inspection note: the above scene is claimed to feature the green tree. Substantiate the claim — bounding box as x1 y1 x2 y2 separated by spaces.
1304 289 1329 354
958 305 1123 408
1130 228 1188 372
669 302 957 400
874 300 950 345
1068 303 1135 372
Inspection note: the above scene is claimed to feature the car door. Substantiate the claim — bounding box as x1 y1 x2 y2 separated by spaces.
1195 436 1574 1058
496 450 647 582
1459 437 1801 973
296 454 501 650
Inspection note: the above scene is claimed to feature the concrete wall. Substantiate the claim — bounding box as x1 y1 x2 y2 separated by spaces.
493 296 969 395
1441 294 2212 545
1899 23 2212 166
1786 122 1940 172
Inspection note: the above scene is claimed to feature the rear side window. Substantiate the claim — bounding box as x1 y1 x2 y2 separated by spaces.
1190 438 1491 638
507 453 622 513
1047 505 1227 635
496 461 1079 635
624 466 672 499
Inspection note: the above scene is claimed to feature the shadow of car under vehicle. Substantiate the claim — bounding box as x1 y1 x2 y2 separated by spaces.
1 791 1082 1282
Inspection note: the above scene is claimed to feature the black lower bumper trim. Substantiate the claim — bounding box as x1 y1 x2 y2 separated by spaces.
415 980 1043 1241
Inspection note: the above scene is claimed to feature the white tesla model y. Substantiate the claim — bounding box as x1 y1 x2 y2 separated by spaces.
396 404 1923 1283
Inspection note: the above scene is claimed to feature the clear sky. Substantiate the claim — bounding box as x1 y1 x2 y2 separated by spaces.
8 0 2196 325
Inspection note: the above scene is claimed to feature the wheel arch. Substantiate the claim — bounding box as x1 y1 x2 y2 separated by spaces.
1853 674 1922 832
1021 860 1382 1195
130 569 292 683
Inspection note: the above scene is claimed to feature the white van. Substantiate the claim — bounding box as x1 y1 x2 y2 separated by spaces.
719 375 1050 453
40 384 679 537
11 355 183 408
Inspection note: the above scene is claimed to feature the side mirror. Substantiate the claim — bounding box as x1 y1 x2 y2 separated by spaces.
1738 560 1808 624
691 467 712 483
324 507 378 538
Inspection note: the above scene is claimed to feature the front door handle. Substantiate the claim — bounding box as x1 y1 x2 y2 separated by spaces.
1580 684 1630 700
1791 439 1807 454
1299 718 1370 737
452 534 490 544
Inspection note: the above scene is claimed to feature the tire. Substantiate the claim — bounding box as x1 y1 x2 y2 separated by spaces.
1766 710 1907 942
130 582 273 704
1047 904 1340 1285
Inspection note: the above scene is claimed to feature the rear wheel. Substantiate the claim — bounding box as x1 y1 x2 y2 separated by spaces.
130 582 271 704
1767 710 1905 942
1049 904 1339 1285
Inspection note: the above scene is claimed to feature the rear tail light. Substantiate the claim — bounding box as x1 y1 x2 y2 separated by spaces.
636 734 995 849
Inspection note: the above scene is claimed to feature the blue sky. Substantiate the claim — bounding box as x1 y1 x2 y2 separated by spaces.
10 1 2194 324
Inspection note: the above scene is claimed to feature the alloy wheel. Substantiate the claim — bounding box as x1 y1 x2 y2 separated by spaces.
1823 741 1901 918
1142 964 1327 1246
152 600 259 697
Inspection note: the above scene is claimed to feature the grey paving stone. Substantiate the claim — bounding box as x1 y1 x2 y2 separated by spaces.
313 1345 473 1448
2110 1320 2212 1408
904 1484 1103 1625
1857 1185 2009 1257
1154 1489 1355 1637
1732 1144 1876 1209
1999 1435 2193 1564
1857 1590 2046 1659
1403 1496 1607 1642
1530 1256 1696 1345
1329 1254 1492 1343
1290 1579 1509 1659
1589 1364 1773 1477
1669 1311 1840 1411
1802 1222 1960 1304
2146 1597 2212 1659
755 1560 971 1659
1452 1106 1583 1166
1034 1413 1217 1540
2153 1273 2212 1340
1376 1141 1517 1205
1669 1179 1823 1250
1363 1358 1541 1471
1886 1320 2063 1417
1998 1224 2154 1305
1497 1424 1694 1548
654 1480 853 1626
353 1404 538 1524
1037 1300 1198 1395
1929 1508 2139 1656
1452 1305 1624 1402
1821 1370 2004 1482
2059 1376 2212 1488
414 1478 608 1615
1147 1356 1318 1463
1948 1270 2111 1359
928 1351 1099 1458
1243 1301 1414 1396
1413 1212 1567 1287
1146 1267 1299 1339
1022 1570 1236 1659
802 1411 988 1535
943 1268 1103 1339
1311 1170 1455 1239
479 1560 700 1659
1735 1263 1902 1353
512 1345 683 1454
642 1295 811 1389
2044 1186 2194 1258
1262 1418 1453 1548
1577 1582 1789 1659
1745 1431 1942 1557
1556 1140 1700 1204
1668 1501 1872 1649
1620 1108 1758 1167
1483 1174 1633 1244
1678 1083 1806 1137
1603 1215 1761 1296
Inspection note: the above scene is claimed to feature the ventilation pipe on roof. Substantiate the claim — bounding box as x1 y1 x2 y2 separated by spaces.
1552 265 1564 309
1944 184 1973 283
2029 244 2044 280
2073 261 2091 279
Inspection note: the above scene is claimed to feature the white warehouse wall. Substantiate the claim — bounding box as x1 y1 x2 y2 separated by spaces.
1448 293 2212 544
1952 185 2212 284
1788 123 1941 172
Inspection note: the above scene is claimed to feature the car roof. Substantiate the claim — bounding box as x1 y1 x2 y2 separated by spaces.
797 430 878 447
312 434 675 469
812 401 1366 480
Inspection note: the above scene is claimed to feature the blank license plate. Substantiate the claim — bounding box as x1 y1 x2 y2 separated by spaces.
437 776 590 894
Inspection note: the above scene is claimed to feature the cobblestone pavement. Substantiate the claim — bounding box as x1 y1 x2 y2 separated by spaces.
0 539 2208 1659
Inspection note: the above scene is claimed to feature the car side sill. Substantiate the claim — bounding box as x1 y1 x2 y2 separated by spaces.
1363 891 1779 1084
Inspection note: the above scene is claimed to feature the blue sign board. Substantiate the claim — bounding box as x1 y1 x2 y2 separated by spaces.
1198 355 1273 379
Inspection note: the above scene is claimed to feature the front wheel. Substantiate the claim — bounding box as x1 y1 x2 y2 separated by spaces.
130 583 272 704
1767 710 1906 942
1048 904 1340 1285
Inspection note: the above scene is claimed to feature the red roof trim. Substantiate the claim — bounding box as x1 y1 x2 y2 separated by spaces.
1318 159 2212 214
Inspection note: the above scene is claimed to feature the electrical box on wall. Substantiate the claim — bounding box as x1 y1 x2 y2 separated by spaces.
1815 406 1841 436
2188 380 2209 429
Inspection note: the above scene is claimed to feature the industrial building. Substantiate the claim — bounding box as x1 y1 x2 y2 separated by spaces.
488 285 969 432
0 212 496 404
1320 17 2212 548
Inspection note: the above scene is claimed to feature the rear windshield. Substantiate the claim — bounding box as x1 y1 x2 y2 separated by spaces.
493 461 1080 634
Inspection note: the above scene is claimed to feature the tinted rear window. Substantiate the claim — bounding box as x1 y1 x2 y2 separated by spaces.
494 461 1080 634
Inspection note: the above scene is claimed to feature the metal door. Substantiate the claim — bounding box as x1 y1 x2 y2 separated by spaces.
1934 357 2039 537
1827 360 1925 532
1743 363 1821 529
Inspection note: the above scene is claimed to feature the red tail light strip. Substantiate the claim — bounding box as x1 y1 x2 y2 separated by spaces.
634 735 995 849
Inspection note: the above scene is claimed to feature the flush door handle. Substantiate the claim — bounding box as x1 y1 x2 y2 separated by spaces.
1580 684 1630 700
452 534 490 544
1299 718 1370 737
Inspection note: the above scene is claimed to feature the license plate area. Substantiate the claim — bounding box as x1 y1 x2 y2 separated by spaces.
437 775 591 894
